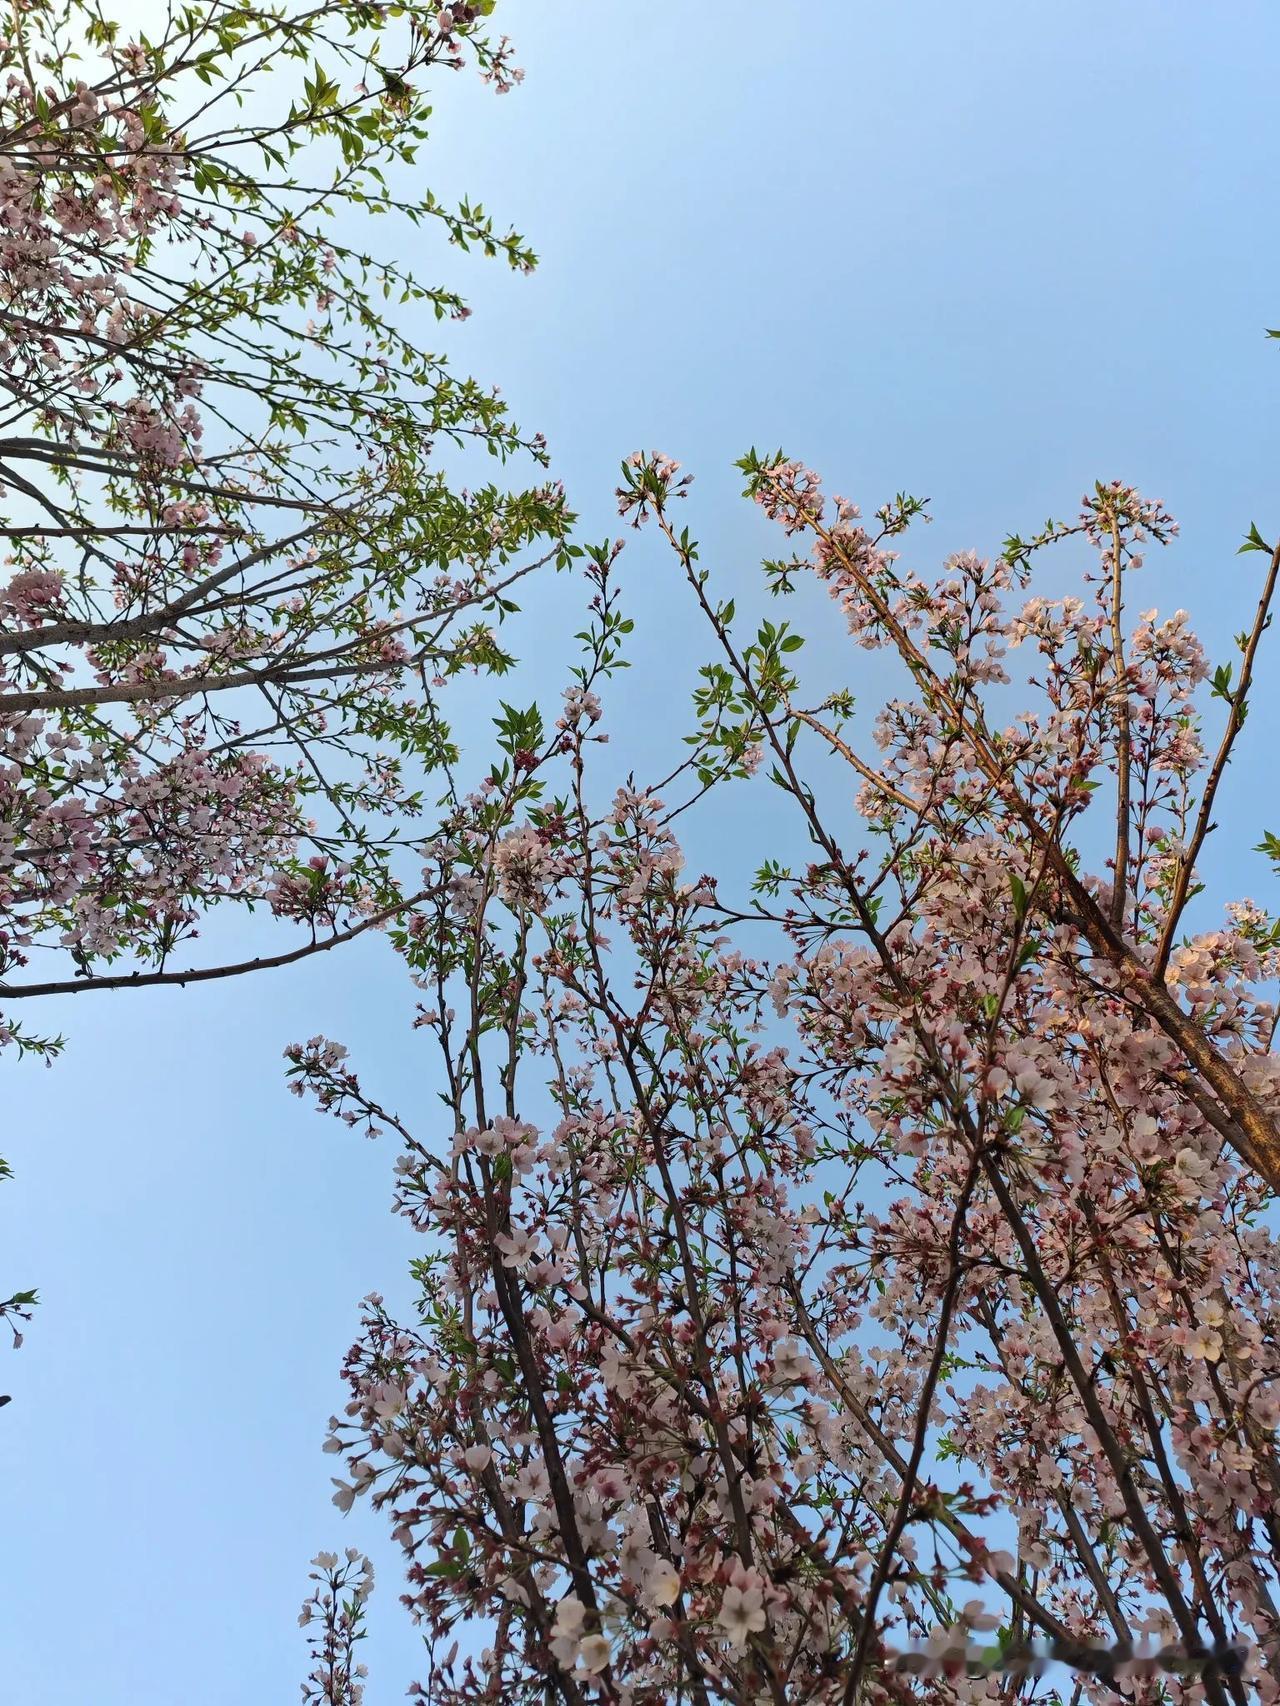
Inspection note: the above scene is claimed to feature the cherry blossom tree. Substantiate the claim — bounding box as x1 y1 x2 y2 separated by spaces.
292 451 1280 1703
0 0 573 1390
0 0 569 1058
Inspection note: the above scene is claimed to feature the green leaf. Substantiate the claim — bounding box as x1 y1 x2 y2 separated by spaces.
1239 521 1271 555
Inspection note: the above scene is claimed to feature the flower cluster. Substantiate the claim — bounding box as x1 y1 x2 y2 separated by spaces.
298 1549 375 1706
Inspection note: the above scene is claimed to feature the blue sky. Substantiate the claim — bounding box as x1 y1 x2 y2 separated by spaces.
8 1 1280 1698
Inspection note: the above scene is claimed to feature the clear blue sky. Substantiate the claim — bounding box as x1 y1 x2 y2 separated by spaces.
8 2 1280 1698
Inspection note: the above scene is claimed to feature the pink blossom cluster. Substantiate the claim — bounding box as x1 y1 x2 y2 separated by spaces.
298 1548 374 1706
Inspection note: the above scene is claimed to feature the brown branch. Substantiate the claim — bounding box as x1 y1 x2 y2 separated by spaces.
1108 515 1133 935
0 523 318 658
842 1151 982 1706
785 703 920 812
0 889 427 999
0 653 400 713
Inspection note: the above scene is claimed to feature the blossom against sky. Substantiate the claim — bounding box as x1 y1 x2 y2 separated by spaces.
7 2 1280 1699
